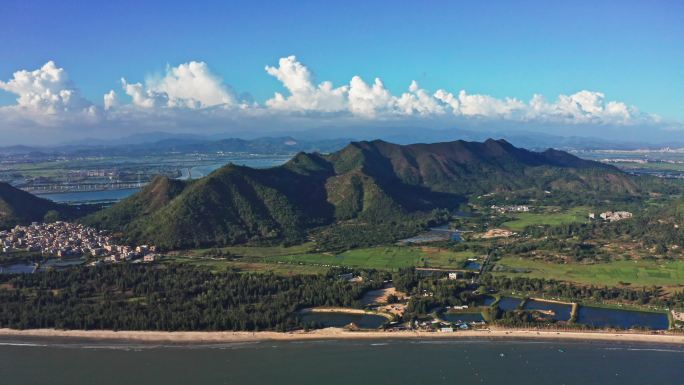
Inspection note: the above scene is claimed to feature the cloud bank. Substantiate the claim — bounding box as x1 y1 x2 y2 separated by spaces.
120 61 235 109
0 55 676 144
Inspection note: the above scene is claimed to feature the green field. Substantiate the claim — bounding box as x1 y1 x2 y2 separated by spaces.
495 256 684 287
502 206 589 231
264 246 477 270
189 243 316 258
164 255 328 275
173 245 477 272
613 161 684 172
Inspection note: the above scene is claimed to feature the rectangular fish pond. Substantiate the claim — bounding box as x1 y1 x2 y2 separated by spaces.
523 299 572 321
441 312 485 324
576 306 669 330
299 312 388 329
496 297 523 312
0 258 85 274
478 295 496 307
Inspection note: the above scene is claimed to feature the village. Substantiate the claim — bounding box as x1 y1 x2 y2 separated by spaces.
0 221 157 263
589 211 633 222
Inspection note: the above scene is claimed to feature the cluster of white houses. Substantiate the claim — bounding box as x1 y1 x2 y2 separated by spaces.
490 205 530 213
588 211 633 222
0 222 156 263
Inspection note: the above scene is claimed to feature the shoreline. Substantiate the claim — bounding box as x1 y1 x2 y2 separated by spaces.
2 327 684 345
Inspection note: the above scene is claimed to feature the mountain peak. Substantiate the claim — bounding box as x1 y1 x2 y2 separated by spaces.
84 138 633 249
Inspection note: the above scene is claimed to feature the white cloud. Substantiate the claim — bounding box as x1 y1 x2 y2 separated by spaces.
455 90 526 117
103 90 118 111
0 61 93 114
261 57 639 125
0 56 676 145
265 55 347 112
395 81 446 116
527 91 637 124
348 76 395 117
121 79 168 109
121 61 234 109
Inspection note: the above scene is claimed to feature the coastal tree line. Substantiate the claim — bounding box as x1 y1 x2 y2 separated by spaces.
0 265 386 331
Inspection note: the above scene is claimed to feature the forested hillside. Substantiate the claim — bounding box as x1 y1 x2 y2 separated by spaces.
0 183 76 229
84 139 640 249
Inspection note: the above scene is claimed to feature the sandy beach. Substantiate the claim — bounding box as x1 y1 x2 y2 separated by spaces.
1 327 683 345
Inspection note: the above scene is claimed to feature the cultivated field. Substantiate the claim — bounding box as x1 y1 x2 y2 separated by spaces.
501 206 589 231
495 256 684 287
264 246 476 270
174 245 477 272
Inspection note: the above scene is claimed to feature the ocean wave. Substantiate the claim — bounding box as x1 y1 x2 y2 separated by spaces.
0 342 48 347
604 347 684 354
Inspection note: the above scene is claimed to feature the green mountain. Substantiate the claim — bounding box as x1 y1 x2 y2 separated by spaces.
0 183 75 229
83 139 638 249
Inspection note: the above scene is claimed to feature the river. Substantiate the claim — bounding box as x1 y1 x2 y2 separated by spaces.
0 339 681 384
36 156 292 205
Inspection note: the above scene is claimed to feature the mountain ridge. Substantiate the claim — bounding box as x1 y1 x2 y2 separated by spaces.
0 183 78 229
82 138 637 249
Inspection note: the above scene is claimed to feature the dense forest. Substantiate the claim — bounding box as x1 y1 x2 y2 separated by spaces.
0 265 386 331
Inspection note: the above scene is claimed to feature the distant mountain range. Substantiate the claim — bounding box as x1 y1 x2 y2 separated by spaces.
0 136 351 157
2 127 681 157
82 139 637 249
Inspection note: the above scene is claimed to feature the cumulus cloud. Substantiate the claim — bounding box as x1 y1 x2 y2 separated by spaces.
454 90 526 118
103 90 118 111
121 61 234 109
0 61 93 114
260 56 640 124
527 91 637 124
347 76 395 117
265 55 347 112
121 79 168 109
396 81 446 116
0 55 676 145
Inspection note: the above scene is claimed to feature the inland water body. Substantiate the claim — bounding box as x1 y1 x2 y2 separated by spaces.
0 338 682 385
36 156 291 205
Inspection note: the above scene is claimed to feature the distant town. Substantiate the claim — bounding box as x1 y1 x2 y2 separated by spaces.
589 211 633 222
0 222 157 264
490 204 530 213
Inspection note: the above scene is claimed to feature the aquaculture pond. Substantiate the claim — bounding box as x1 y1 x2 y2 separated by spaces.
442 312 485 324
299 312 387 329
523 299 572 321
497 297 522 311
0 258 84 275
479 296 496 306
464 261 482 270
576 306 669 330
0 263 37 274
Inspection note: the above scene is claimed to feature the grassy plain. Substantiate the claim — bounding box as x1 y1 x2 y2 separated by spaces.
189 243 316 258
172 245 477 272
163 255 328 275
501 206 589 231
612 161 684 172
262 246 476 270
495 256 684 287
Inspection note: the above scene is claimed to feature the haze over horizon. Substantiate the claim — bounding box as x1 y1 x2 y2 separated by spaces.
1 0 682 145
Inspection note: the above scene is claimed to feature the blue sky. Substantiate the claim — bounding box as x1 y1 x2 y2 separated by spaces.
0 0 682 144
